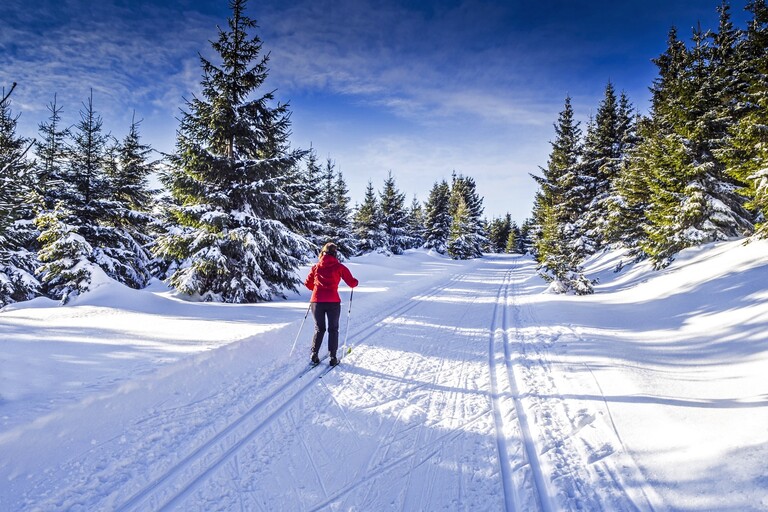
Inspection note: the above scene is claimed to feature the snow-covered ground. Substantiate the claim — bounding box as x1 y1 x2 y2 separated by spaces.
1 240 767 511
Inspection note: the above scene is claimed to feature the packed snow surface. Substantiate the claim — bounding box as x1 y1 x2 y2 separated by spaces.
1 240 767 511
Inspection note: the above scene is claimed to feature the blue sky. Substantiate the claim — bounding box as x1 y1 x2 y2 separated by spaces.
2 0 751 222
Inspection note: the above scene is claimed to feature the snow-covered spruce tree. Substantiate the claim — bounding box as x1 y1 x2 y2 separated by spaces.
531 96 593 293
604 96 645 251
447 195 474 259
46 92 154 290
110 115 157 221
318 158 356 258
505 221 521 254
353 180 386 254
35 204 98 304
154 0 310 302
447 173 486 259
640 22 752 267
404 195 425 249
579 82 638 252
330 170 357 257
485 213 512 253
35 95 70 211
721 0 768 238
379 171 415 255
516 218 535 254
609 115 653 258
423 179 451 254
297 147 325 254
0 83 40 305
95 116 157 289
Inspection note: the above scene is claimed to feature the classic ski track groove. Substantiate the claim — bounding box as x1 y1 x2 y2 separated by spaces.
488 266 523 512
501 261 554 512
114 271 470 511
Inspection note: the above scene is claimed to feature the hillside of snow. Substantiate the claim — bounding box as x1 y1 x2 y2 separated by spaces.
1 240 767 511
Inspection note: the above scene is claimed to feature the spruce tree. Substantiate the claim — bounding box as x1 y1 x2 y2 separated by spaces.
486 214 512 253
34 92 104 297
604 96 643 250
319 158 355 258
447 195 474 259
505 221 520 254
297 147 325 253
0 84 39 305
330 170 357 257
641 21 752 266
379 171 413 255
722 0 768 237
448 173 486 259
423 179 451 254
353 181 385 254
531 96 592 292
35 95 70 211
579 82 629 252
67 91 110 227
36 204 98 304
154 0 310 302
94 117 157 289
49 93 154 290
111 115 156 216
405 195 425 250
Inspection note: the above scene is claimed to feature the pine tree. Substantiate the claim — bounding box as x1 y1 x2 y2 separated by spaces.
404 195 425 249
447 195 474 259
35 204 98 304
330 170 357 257
448 173 486 259
640 20 752 266
35 94 70 211
579 82 627 251
486 214 512 253
505 221 520 254
154 0 310 302
296 147 325 253
0 83 40 305
353 181 385 254
722 0 768 237
96 115 158 288
423 179 451 254
319 158 355 258
531 96 592 291
379 171 414 255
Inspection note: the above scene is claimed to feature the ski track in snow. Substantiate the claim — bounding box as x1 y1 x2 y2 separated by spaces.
108 271 465 511
10 255 667 511
507 258 664 512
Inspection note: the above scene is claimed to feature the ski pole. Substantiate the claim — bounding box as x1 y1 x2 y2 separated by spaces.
289 303 312 357
341 289 353 359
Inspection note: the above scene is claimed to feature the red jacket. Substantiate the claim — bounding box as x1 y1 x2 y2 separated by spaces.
304 254 359 302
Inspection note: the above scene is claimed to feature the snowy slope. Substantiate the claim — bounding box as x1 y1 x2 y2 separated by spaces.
1 241 767 511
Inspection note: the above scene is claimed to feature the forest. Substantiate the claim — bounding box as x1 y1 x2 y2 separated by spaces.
530 0 768 293
1 0 766 304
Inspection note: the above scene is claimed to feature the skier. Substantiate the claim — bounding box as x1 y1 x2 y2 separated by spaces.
304 242 359 366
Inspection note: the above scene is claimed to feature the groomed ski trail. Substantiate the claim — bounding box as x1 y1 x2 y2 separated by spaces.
15 254 663 511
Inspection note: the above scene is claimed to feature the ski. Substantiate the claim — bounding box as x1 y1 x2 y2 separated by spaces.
298 357 325 379
318 362 340 378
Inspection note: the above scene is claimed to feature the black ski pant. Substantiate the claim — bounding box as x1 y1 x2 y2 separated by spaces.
310 302 341 357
